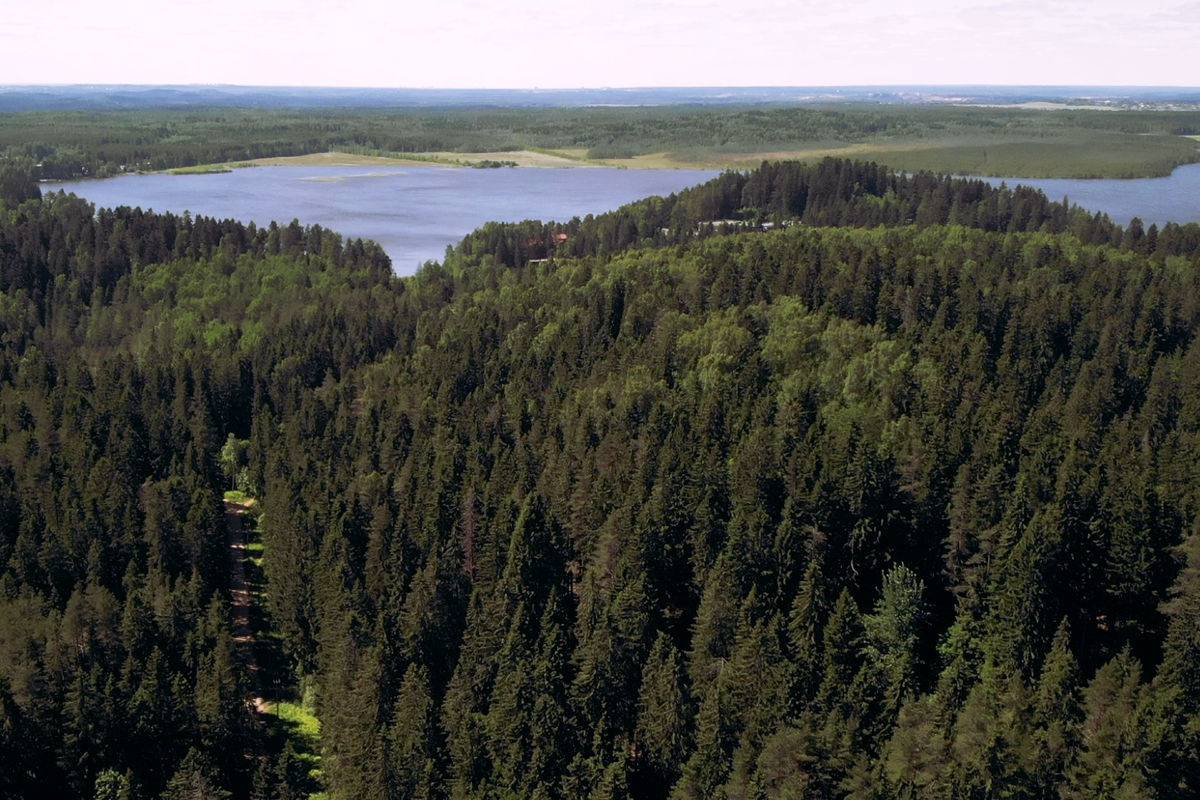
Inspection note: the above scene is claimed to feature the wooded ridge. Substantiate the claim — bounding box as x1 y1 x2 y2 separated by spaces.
2 159 1200 798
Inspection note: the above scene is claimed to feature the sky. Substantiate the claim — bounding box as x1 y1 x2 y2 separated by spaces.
3 0 1198 88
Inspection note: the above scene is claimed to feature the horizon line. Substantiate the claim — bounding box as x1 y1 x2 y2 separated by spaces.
4 83 1200 91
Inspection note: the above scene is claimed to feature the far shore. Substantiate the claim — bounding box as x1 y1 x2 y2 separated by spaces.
137 137 1200 180
180 144 955 173
221 149 608 170
202 152 437 169
957 101 1121 111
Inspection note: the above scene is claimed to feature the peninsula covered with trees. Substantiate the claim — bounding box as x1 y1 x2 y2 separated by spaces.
3 158 1200 798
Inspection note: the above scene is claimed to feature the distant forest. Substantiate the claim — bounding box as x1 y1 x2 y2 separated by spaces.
4 159 1200 799
5 85 1198 113
2 102 1199 179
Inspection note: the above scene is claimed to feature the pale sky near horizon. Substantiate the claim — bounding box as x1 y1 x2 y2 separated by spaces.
2 0 1197 89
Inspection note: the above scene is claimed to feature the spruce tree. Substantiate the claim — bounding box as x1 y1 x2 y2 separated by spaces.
1060 649 1148 799
634 632 692 799
387 664 439 800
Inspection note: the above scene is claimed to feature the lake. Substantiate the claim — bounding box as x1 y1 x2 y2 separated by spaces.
977 163 1200 228
45 166 721 276
46 162 1200 277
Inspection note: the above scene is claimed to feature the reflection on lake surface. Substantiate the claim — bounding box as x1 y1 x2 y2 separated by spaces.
46 166 721 276
979 163 1200 228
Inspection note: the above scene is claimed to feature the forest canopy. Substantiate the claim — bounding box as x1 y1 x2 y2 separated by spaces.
2 102 1198 179
2 159 1200 798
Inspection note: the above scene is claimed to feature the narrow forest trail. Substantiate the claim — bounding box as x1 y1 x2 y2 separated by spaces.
225 498 269 714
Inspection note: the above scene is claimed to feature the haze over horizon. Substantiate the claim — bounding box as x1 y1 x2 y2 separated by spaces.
4 0 1198 90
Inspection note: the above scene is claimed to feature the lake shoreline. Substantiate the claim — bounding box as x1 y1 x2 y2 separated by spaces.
40 160 1200 281
44 165 724 275
152 138 1200 180
30 135 1194 182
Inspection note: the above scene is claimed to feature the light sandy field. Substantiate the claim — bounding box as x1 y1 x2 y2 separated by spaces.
959 101 1119 111
228 147 907 172
421 149 603 167
174 136 1200 178
217 149 603 169
552 148 594 161
214 143 984 173
230 152 434 167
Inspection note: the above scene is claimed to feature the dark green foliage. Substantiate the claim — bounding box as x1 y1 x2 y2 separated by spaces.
0 194 394 798
633 633 692 795
0 166 40 208
454 158 1200 271
162 748 232 800
4 103 1199 179
4 158 1200 797
387 664 440 800
93 768 133 800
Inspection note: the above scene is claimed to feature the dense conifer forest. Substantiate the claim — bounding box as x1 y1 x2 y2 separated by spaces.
3 102 1199 178
3 159 1200 798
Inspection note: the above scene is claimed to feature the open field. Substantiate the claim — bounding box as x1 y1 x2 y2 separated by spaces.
605 141 949 170
230 151 435 168
5 104 1200 180
959 101 1120 111
185 148 606 171
604 133 1200 178
419 149 604 168
156 133 1200 180
165 163 237 174
812 134 1200 178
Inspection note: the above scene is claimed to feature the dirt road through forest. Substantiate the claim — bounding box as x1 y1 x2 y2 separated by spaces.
225 498 269 713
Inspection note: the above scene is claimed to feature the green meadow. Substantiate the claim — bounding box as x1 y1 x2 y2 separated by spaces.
4 103 1200 180
836 131 1200 178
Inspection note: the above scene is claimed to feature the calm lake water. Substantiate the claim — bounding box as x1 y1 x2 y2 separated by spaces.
979 163 1200 228
46 166 721 276
46 162 1200 276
